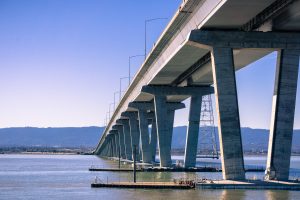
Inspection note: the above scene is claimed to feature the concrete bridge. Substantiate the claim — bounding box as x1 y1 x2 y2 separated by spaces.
94 0 300 180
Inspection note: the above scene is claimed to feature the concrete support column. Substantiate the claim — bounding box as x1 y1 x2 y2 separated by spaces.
115 126 126 159
138 109 152 163
114 133 119 158
107 136 113 157
150 115 157 162
117 119 132 160
154 96 176 167
211 47 245 180
184 95 202 168
265 49 300 181
110 137 114 157
103 141 108 157
122 112 140 161
111 134 116 157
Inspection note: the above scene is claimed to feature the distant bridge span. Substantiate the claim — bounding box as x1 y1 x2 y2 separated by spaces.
95 0 300 180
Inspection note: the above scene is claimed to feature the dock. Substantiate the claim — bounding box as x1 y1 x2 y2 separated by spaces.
196 180 300 190
89 166 219 172
89 167 264 172
91 181 195 189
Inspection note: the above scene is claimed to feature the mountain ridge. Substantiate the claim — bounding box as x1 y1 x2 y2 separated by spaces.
0 126 299 153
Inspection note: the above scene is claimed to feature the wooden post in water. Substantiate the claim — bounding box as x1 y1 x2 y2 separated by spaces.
118 146 121 169
133 144 136 183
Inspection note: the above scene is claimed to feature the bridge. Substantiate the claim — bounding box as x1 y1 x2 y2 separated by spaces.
94 0 300 180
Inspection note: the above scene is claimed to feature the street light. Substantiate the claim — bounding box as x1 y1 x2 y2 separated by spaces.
106 111 110 124
108 103 114 120
119 77 129 100
113 91 119 110
145 17 168 60
129 55 144 85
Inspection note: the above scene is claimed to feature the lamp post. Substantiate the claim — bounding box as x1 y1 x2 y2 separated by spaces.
113 91 119 111
106 111 110 124
144 18 168 60
119 77 129 101
108 103 114 121
129 55 144 86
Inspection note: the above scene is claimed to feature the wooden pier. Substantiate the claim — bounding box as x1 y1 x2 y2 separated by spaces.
89 167 264 172
91 181 195 189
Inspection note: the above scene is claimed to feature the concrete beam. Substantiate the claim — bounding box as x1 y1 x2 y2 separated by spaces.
128 102 154 111
211 47 245 180
188 30 300 50
265 49 300 181
142 85 213 96
128 101 186 111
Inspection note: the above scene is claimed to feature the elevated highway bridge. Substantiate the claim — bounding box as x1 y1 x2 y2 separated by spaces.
94 0 300 180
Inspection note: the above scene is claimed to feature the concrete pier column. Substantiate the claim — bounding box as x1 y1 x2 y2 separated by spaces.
107 136 113 157
111 134 116 157
110 137 114 157
113 125 126 159
117 119 132 160
265 49 299 181
138 109 152 163
121 112 140 161
211 47 245 180
149 114 157 162
154 96 184 167
128 102 156 164
114 133 119 158
184 95 202 168
102 140 108 157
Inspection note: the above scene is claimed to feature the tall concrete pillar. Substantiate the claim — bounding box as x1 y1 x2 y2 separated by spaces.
211 47 245 180
102 140 108 157
154 96 184 167
128 102 156 164
184 95 202 168
117 119 132 160
113 125 126 159
110 137 114 157
138 109 152 163
149 114 157 162
265 49 299 181
111 134 116 157
114 133 119 158
121 112 140 161
108 137 113 157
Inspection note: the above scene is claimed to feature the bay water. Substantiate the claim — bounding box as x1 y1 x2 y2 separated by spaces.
0 154 300 200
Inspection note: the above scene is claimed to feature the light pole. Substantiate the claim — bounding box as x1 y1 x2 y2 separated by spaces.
113 91 119 110
106 111 110 124
108 103 114 121
144 18 168 60
129 55 144 86
119 77 129 100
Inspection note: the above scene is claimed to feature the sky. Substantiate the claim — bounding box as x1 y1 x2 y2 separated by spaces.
0 0 299 129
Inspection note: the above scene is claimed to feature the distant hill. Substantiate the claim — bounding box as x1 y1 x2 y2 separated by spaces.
0 126 299 152
0 127 104 148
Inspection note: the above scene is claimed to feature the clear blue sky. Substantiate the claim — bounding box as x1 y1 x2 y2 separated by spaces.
0 0 299 129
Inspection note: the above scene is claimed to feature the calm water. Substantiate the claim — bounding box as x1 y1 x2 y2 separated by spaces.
0 154 300 200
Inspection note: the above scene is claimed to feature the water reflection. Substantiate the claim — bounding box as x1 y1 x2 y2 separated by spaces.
265 190 290 200
221 190 246 200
